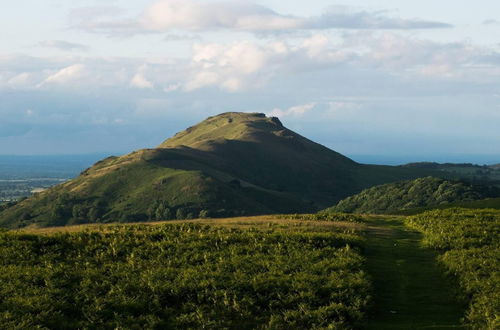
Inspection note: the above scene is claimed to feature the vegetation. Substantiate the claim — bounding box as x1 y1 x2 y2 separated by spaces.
406 208 500 329
362 217 465 329
326 177 500 214
0 112 438 229
275 213 365 223
0 222 370 329
397 197 500 215
402 162 500 187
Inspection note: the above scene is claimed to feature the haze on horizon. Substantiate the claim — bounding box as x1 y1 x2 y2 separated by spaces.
1 0 499 164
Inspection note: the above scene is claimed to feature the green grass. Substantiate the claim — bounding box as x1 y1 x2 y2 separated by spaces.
361 217 466 329
0 220 370 329
406 209 500 329
7 215 476 329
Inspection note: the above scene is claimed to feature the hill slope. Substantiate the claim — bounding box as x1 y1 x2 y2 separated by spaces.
326 176 500 214
0 112 435 228
401 162 500 187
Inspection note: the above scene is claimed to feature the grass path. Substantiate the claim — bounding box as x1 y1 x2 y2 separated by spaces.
362 217 466 329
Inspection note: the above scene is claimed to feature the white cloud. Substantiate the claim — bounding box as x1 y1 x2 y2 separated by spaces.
164 84 181 92
130 65 154 89
184 36 348 91
41 64 87 86
1 32 499 94
7 72 34 88
268 103 317 118
74 0 451 36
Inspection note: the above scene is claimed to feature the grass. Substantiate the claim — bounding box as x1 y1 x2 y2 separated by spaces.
0 217 370 329
406 209 500 329
361 217 466 329
14 214 471 329
19 215 363 235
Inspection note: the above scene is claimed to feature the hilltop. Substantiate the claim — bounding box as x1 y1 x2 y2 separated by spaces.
326 176 500 214
0 112 436 228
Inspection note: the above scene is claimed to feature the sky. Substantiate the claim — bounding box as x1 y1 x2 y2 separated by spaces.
1 0 500 164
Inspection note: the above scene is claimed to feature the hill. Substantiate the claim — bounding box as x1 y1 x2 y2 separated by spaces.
0 112 436 228
325 176 500 214
401 162 500 187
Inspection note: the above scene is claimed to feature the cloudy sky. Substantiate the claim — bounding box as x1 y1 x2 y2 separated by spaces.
1 0 500 163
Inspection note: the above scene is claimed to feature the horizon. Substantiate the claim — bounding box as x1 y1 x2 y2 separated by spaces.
1 0 499 159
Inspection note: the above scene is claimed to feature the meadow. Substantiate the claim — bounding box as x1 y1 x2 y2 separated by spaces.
406 208 500 329
0 219 369 329
0 210 496 329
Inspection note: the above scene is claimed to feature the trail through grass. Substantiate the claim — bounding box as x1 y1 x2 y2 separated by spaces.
362 217 466 329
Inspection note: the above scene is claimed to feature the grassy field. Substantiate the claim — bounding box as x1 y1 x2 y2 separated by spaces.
0 217 370 329
407 209 500 329
3 214 479 329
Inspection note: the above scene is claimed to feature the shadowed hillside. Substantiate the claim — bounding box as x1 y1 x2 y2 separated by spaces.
0 112 436 228
326 176 500 214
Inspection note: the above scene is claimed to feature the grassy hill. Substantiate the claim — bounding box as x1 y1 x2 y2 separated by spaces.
0 112 437 229
325 176 500 214
402 162 500 187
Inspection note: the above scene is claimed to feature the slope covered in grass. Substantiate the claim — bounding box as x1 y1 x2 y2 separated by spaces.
326 177 500 214
406 209 500 329
0 112 436 228
0 221 369 329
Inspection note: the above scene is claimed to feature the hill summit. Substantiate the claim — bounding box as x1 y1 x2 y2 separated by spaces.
0 112 433 228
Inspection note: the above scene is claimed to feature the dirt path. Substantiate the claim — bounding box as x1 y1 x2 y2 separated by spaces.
362 217 466 329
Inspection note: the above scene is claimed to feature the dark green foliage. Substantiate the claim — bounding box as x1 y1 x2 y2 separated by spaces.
327 177 500 214
0 201 17 212
398 197 500 215
0 112 438 229
406 208 500 329
401 162 500 187
0 224 369 329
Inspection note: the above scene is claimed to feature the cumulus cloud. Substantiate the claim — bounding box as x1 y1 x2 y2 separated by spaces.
7 72 35 88
268 103 317 118
184 36 349 91
39 40 89 52
1 32 499 94
74 0 451 36
130 65 154 89
41 64 87 86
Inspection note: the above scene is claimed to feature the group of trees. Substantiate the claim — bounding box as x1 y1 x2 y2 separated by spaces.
146 200 233 221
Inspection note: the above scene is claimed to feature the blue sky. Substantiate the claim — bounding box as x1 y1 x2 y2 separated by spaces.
1 0 500 164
